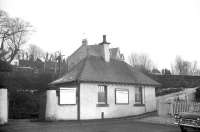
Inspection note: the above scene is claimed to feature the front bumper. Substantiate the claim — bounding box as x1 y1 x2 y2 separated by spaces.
174 121 200 128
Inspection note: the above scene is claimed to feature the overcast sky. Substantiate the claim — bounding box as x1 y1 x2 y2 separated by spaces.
1 0 200 70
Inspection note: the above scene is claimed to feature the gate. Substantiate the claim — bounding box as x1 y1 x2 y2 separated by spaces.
170 101 200 115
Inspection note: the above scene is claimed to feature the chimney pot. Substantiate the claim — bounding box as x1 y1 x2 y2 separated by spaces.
82 39 88 46
99 35 110 45
103 35 106 43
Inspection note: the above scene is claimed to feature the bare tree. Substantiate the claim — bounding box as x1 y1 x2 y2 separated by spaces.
173 56 191 75
0 10 32 63
189 61 200 75
28 44 45 60
161 68 171 75
171 56 200 75
129 53 153 73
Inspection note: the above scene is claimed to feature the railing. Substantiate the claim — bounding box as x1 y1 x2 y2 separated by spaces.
170 101 200 115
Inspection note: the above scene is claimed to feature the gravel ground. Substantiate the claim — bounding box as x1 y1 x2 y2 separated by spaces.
136 115 176 125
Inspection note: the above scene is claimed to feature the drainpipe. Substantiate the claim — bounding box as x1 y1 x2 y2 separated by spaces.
143 86 147 113
77 81 80 120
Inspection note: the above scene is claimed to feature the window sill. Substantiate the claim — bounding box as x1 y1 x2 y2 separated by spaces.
115 103 129 105
58 104 76 106
96 104 109 107
134 104 145 107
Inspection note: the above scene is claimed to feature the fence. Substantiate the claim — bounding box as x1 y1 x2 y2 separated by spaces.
169 101 200 115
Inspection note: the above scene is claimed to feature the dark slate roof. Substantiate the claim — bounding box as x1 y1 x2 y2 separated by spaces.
87 45 120 59
87 45 102 57
50 56 160 86
68 44 123 64
0 60 12 72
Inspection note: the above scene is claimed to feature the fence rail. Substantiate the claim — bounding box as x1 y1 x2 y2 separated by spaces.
170 101 200 115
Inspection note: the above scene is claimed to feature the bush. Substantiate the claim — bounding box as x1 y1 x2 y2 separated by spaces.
9 91 40 119
6 72 54 119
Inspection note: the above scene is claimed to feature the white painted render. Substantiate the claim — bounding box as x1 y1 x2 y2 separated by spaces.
0 88 8 125
45 89 77 120
80 83 156 119
101 44 110 62
45 90 57 120
144 86 156 112
45 83 156 120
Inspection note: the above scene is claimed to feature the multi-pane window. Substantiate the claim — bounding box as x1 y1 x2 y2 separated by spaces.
115 89 129 104
59 87 76 105
98 85 107 104
135 87 143 104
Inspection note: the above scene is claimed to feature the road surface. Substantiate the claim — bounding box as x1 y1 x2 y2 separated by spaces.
0 119 180 132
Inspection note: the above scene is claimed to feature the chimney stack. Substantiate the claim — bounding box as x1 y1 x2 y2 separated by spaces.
100 35 110 45
82 38 88 46
99 35 110 62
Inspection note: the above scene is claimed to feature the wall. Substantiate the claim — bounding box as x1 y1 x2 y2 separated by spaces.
101 44 110 62
80 83 156 119
144 87 156 112
0 88 8 125
45 89 77 120
45 83 156 120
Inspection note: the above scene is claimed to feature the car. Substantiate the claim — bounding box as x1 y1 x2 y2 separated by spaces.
174 112 200 132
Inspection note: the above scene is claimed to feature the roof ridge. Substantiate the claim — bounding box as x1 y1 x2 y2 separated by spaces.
65 58 85 73
76 57 88 81
68 44 86 59
49 57 87 86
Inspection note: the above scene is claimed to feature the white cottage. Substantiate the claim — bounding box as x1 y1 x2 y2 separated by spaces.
45 35 160 120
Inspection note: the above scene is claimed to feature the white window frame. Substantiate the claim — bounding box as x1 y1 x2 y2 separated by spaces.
115 88 129 104
59 87 76 105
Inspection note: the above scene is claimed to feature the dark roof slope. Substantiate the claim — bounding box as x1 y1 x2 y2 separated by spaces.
87 45 102 57
50 56 160 86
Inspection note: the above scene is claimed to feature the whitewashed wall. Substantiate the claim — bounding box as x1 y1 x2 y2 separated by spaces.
45 83 156 120
0 88 8 125
80 83 156 119
45 89 77 120
144 86 156 112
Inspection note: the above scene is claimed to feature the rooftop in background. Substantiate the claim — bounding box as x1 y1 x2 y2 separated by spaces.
67 35 124 71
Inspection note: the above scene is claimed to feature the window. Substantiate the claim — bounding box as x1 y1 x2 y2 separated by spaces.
97 85 107 104
115 89 129 104
59 87 76 105
135 87 143 104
